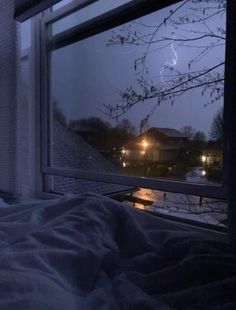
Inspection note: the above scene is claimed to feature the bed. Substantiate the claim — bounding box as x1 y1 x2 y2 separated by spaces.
0 193 235 309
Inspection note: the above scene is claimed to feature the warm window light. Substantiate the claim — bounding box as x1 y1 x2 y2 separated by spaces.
122 162 127 168
140 150 146 156
201 155 207 163
122 149 126 155
142 140 148 149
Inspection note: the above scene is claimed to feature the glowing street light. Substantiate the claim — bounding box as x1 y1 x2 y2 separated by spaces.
201 155 207 163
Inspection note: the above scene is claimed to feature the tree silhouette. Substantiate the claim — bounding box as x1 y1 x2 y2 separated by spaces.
106 0 225 123
180 125 196 139
116 118 136 136
69 117 136 151
209 107 223 140
193 131 206 142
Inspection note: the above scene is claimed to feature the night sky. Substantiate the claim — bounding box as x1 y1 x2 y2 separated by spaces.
21 0 225 136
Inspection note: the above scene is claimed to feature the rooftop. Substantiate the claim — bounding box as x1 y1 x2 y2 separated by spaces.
53 120 134 195
150 127 187 138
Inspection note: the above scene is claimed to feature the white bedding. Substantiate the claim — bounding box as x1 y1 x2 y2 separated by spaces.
0 193 235 309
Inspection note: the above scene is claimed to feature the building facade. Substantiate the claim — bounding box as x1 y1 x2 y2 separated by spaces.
122 127 187 166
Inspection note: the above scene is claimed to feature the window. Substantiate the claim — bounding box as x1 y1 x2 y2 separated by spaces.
125 188 227 229
52 0 133 34
38 0 230 227
53 0 74 11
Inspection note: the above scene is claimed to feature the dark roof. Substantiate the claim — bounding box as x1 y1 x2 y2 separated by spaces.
53 120 116 173
124 127 187 149
53 120 133 195
151 127 187 138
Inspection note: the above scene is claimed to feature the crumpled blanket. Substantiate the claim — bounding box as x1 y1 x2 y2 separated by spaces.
0 193 235 309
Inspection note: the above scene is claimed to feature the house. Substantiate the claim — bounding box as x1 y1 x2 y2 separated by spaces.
201 141 223 166
122 127 187 165
201 149 222 166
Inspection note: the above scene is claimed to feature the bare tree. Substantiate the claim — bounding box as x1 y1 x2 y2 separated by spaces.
209 106 223 140
180 125 196 139
193 131 206 142
106 0 226 123
116 118 136 136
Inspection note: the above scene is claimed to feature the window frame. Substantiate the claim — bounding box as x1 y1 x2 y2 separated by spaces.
39 0 230 205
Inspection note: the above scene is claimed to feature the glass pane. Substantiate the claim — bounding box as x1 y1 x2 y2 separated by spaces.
51 0 225 186
50 176 227 227
18 22 33 198
20 20 31 51
51 176 135 196
124 188 227 227
52 0 133 35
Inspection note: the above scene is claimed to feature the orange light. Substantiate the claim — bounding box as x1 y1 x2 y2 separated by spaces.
142 140 148 148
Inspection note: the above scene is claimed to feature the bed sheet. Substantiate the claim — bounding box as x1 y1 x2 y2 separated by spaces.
0 193 235 309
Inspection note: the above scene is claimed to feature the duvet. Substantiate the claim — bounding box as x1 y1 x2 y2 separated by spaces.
0 193 235 309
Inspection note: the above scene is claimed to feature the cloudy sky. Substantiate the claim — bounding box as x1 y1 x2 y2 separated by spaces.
21 0 226 136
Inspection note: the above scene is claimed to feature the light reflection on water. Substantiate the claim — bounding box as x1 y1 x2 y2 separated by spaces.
127 188 227 226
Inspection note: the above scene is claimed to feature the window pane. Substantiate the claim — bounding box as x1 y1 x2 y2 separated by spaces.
52 0 133 35
50 175 227 227
51 176 135 196
50 0 225 186
20 20 31 51
124 188 227 227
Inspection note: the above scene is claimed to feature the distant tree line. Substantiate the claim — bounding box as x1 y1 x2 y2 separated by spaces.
68 117 136 155
53 100 223 152
180 107 223 142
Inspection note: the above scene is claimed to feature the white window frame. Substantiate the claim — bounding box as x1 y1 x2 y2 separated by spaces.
36 0 235 232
